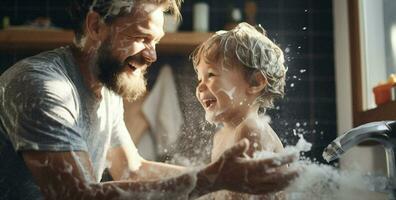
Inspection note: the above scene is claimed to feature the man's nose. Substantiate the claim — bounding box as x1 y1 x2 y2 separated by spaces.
142 44 157 63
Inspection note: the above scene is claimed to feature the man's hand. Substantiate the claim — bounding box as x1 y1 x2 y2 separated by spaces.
191 139 300 198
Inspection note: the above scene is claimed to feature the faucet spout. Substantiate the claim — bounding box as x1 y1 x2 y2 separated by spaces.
322 121 396 199
323 121 395 162
323 133 392 160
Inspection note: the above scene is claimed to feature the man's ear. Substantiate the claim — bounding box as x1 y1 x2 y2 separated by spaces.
247 72 267 95
85 11 107 41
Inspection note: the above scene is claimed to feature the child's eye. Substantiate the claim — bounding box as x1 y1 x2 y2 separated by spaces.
208 72 216 78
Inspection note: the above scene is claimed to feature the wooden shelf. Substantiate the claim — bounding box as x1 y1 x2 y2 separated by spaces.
356 101 396 125
0 28 212 55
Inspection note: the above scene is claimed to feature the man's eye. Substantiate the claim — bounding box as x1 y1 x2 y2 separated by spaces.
208 72 216 78
134 37 146 42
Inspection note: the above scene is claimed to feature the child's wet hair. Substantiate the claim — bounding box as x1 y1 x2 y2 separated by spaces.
191 22 287 112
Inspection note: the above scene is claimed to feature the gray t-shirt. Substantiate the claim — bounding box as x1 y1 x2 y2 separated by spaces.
0 47 141 199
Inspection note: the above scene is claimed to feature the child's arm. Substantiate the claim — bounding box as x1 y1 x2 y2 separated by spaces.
234 122 286 200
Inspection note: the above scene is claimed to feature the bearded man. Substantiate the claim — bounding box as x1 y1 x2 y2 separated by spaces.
0 0 299 199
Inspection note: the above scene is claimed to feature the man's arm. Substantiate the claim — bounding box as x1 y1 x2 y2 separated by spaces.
107 146 186 181
107 139 300 199
23 151 195 200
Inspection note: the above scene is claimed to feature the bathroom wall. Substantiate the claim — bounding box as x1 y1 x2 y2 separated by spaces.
0 0 337 165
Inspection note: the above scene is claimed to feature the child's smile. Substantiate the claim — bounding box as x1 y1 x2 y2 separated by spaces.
202 97 217 110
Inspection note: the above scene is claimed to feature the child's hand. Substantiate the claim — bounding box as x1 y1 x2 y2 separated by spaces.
209 138 301 194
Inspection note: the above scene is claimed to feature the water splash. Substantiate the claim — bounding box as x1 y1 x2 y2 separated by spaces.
286 162 388 200
254 134 388 199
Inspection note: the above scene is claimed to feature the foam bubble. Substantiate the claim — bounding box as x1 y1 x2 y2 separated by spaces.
253 135 389 199
286 161 389 200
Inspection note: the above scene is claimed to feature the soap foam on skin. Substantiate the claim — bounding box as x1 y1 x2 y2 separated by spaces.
205 108 226 125
218 87 236 100
203 87 235 125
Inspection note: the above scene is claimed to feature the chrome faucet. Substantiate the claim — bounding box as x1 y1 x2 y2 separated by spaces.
323 120 396 199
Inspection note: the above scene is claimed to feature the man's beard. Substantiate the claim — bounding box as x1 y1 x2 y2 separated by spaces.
96 39 147 102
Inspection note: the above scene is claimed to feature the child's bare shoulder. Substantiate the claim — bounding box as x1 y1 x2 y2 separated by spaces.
236 118 283 152
236 117 269 137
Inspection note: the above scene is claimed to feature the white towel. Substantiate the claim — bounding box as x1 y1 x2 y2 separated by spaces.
142 65 184 154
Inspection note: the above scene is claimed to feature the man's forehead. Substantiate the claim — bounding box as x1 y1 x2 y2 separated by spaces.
115 3 161 23
113 5 164 35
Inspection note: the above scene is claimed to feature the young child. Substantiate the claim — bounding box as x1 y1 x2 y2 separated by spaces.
192 22 287 199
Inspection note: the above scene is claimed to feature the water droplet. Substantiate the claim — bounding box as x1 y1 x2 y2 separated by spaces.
302 27 307 31
285 47 290 53
296 122 301 127
300 69 307 73
290 83 295 87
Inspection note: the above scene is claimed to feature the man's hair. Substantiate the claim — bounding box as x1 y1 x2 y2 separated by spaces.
68 0 182 44
191 22 287 112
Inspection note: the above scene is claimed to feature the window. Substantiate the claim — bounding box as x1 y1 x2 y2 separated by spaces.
349 0 396 125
